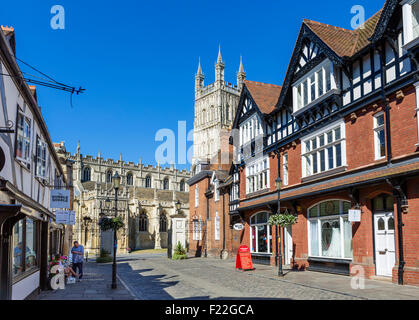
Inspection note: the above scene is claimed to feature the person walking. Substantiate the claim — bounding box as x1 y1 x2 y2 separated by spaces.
71 241 84 282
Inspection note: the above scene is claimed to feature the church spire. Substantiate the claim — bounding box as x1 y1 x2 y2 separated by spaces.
196 57 202 75
237 55 246 88
217 45 223 64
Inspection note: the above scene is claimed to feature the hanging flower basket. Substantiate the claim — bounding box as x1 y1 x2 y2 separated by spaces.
99 216 124 231
268 213 297 227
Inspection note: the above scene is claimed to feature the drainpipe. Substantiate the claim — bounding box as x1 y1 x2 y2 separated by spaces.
222 190 226 255
386 179 405 285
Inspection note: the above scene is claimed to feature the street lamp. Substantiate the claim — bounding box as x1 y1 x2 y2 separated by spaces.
275 176 284 277
175 200 181 212
111 171 120 289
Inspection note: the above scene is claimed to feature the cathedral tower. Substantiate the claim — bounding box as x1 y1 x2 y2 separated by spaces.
192 48 246 172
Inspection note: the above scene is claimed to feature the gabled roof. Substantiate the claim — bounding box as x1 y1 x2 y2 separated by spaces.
303 8 382 58
243 80 282 114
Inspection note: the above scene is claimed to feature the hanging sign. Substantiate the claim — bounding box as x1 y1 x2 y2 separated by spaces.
348 209 361 222
235 245 254 271
50 189 70 209
233 223 244 231
55 210 75 225
55 210 69 224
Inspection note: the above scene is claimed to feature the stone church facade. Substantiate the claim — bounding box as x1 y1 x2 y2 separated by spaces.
67 143 191 256
192 47 245 172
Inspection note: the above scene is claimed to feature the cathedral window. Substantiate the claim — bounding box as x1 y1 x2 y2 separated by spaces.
139 212 148 232
126 173 133 186
82 167 91 182
145 175 152 188
159 214 167 232
106 170 112 183
180 179 185 192
163 177 169 190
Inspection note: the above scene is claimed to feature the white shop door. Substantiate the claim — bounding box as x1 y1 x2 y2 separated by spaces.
374 212 396 277
284 225 293 265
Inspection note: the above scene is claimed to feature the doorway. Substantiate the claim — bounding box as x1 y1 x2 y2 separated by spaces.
284 225 293 265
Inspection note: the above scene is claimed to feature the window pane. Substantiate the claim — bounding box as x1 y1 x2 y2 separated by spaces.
303 80 308 106
318 69 324 96
320 200 340 216
327 131 333 143
257 225 268 253
327 147 334 170
320 150 325 172
251 226 256 252
25 219 37 269
321 219 341 257
378 129 385 157
385 196 394 211
310 74 316 101
376 114 384 127
378 217 385 230
319 135 325 147
335 127 341 140
335 143 342 167
312 154 318 174
305 141 310 152
343 218 353 258
343 201 351 213
309 206 318 218
13 220 24 277
374 197 384 211
310 220 319 256
325 67 331 91
257 212 268 224
388 217 395 230
311 138 317 150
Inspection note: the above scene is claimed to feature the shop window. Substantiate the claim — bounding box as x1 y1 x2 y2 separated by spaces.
12 218 38 278
250 212 272 254
308 200 352 259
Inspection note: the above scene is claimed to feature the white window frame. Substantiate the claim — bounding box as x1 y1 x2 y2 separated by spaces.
15 111 32 165
249 212 272 254
35 137 47 179
374 112 386 160
307 200 353 260
245 156 269 194
301 119 346 178
402 0 419 49
292 59 335 113
283 153 289 186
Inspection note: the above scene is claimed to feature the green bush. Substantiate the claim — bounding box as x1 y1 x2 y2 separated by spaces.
172 253 187 260
99 216 124 231
172 242 187 260
100 249 110 258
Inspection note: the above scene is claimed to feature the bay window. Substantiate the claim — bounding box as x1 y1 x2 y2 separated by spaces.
302 120 346 178
308 200 353 259
16 112 31 165
293 60 335 112
246 157 269 194
250 212 272 254
402 0 419 48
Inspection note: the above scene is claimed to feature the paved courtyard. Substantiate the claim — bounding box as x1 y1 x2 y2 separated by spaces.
37 252 419 300
117 252 419 300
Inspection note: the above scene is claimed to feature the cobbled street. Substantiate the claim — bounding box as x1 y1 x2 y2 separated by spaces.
114 252 419 300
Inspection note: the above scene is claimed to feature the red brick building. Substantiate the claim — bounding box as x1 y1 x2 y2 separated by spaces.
225 0 419 286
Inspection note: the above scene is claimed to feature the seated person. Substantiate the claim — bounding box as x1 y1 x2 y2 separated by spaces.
54 254 79 279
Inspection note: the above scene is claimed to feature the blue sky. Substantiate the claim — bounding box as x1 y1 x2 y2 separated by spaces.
0 0 384 170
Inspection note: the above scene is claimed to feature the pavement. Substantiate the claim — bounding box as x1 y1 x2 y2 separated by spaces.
36 260 135 300
36 252 419 300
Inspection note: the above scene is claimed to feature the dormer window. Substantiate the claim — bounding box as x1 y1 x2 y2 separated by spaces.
402 0 419 49
293 60 334 113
